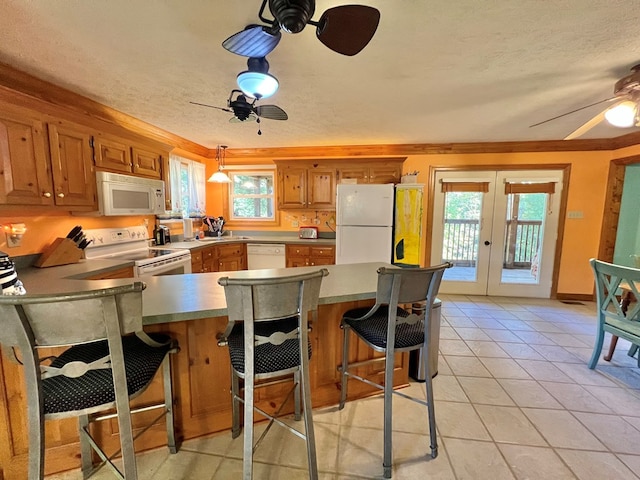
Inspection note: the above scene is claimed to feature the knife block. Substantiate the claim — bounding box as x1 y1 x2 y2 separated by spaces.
34 237 84 268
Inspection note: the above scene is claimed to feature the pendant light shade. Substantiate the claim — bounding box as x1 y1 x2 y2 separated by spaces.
208 145 231 183
236 57 279 99
605 100 637 128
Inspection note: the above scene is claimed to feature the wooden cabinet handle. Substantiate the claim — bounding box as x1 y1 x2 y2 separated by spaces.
43 192 52 198
57 193 65 198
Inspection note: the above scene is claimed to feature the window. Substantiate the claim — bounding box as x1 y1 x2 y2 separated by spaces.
228 170 276 221
169 154 205 217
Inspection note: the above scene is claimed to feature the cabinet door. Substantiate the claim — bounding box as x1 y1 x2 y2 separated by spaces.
369 164 402 184
47 123 96 207
307 168 336 209
191 250 204 273
278 167 307 209
309 246 335 266
337 166 368 184
0 112 53 205
132 145 162 179
94 136 132 173
217 243 246 272
201 246 216 273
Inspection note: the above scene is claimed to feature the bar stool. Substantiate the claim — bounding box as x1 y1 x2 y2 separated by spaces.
0 282 179 480
217 268 329 480
338 264 451 479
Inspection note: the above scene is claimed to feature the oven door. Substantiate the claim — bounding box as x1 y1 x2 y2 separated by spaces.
135 255 192 278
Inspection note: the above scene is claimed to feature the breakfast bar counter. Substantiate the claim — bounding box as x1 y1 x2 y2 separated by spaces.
1 262 409 479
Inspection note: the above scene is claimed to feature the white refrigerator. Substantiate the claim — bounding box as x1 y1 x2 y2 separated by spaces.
336 183 395 264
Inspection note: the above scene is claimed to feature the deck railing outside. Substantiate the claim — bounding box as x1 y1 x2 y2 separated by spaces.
442 218 541 268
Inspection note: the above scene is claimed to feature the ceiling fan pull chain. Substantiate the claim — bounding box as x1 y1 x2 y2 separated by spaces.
257 117 262 136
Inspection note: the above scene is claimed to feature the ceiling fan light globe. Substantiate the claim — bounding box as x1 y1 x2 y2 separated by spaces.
605 101 637 128
237 71 279 99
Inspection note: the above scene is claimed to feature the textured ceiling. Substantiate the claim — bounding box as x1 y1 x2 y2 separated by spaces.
1 1 640 149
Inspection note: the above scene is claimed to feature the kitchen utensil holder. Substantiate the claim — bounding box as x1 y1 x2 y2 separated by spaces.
34 238 83 268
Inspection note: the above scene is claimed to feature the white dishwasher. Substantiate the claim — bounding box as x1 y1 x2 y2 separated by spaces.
247 244 286 269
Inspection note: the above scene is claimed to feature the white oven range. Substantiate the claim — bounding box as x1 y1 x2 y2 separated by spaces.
83 226 191 278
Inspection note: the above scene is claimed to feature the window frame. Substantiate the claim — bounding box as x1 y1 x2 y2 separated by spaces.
224 168 279 226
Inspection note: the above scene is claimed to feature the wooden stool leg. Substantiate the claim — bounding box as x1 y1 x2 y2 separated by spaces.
603 336 618 362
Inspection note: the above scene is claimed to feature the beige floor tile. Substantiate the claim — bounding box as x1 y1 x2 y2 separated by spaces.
150 450 221 480
515 359 574 382
552 361 619 387
338 395 384 429
335 425 385 479
520 409 605 450
475 405 547 446
457 377 515 406
617 454 640 474
481 328 524 343
582 385 640 416
444 355 492 377
479 357 532 379
433 374 469 402
439 325 461 340
434 401 491 440
465 340 511 358
530 344 582 363
211 458 334 480
497 319 536 330
443 438 515 480
522 320 566 333
556 449 637 480
439 339 475 356
512 330 557 346
573 411 640 455
437 355 453 375
496 380 561 409
539 381 614 414
542 332 592 348
446 316 479 327
497 444 576 480
469 317 508 330
453 327 493 341
497 342 545 360
391 431 456 479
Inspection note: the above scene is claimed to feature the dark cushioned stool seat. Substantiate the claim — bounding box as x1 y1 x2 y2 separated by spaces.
227 317 312 375
44 333 172 414
343 306 425 349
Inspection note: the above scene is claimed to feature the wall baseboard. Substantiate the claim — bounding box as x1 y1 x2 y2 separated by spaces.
556 293 594 302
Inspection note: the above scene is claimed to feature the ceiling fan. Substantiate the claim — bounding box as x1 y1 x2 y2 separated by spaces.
190 90 287 135
531 64 640 140
222 0 380 57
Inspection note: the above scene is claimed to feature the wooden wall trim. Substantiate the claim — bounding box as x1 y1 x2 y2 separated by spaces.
0 62 209 157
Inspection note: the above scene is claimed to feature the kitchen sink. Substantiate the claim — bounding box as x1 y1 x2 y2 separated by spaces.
196 235 252 242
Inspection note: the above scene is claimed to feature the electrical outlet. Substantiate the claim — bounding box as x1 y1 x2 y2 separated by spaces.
292 220 299 227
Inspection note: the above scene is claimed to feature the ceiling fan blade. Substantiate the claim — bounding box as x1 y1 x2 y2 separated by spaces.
564 108 612 140
255 104 288 120
230 113 258 123
189 101 232 113
222 25 281 57
316 5 380 56
529 97 616 128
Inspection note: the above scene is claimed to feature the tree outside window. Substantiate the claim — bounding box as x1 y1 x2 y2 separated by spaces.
228 171 275 221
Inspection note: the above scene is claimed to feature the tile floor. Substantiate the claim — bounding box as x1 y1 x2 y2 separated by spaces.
47 295 640 479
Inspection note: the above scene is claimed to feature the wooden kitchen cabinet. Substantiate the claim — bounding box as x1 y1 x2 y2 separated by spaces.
286 244 335 267
337 160 403 184
277 164 336 210
46 122 97 207
84 266 134 279
94 133 164 179
0 108 53 205
191 243 247 273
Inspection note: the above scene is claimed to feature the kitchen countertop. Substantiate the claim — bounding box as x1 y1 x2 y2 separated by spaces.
16 261 386 325
167 235 335 250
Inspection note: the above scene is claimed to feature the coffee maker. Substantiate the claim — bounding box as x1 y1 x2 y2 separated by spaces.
154 225 171 245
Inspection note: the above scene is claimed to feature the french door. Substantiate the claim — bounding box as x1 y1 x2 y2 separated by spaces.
431 169 563 297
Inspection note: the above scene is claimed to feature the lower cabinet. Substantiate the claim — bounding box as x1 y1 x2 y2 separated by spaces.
286 244 335 267
191 243 247 273
84 266 134 279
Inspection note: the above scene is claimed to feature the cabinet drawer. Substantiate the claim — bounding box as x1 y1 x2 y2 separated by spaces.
217 243 244 257
190 250 203 264
287 245 311 256
310 246 334 257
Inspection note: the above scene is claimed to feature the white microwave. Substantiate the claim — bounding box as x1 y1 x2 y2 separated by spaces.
96 171 165 216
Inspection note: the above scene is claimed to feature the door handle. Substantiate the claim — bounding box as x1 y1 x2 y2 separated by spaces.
484 240 491 246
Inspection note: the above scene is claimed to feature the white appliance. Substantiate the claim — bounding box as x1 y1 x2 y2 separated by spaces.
336 183 395 264
247 244 286 269
96 171 165 216
84 226 191 278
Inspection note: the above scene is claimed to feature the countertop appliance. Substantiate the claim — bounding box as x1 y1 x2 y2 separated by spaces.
247 244 286 270
96 171 165 216
83 226 191 278
298 226 318 239
336 184 395 265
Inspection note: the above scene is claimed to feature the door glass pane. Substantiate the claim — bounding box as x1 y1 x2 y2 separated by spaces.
500 193 547 284
442 191 482 282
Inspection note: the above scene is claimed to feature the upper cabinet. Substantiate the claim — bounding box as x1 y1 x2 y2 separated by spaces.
275 158 405 211
94 133 164 179
47 122 96 207
0 107 96 208
277 164 336 210
337 161 403 184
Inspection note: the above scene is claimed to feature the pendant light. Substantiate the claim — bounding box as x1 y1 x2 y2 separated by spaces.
208 145 231 183
236 57 279 100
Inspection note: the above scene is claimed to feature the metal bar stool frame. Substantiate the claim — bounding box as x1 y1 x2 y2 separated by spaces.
338 263 451 479
218 268 329 480
0 282 179 480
